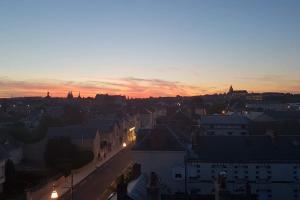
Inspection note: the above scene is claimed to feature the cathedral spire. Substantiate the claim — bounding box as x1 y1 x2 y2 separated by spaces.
67 91 73 99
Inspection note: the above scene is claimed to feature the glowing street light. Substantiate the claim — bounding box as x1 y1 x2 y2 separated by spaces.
122 142 127 148
51 185 58 199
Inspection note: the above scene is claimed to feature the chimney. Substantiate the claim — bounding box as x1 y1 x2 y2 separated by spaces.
215 171 227 200
191 126 204 150
117 175 128 200
132 163 141 180
266 129 277 143
147 172 160 200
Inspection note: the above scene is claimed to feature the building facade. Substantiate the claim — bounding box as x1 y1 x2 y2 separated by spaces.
199 115 249 136
186 136 300 200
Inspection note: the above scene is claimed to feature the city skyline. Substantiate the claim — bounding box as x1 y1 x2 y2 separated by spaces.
1 0 300 98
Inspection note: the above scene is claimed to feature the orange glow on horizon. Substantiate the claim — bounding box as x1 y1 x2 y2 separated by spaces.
0 77 299 99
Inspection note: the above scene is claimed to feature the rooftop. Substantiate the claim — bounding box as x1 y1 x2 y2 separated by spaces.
191 135 300 163
199 114 249 125
132 126 185 152
47 119 118 139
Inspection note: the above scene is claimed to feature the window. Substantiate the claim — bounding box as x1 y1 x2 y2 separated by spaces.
175 173 182 178
190 189 201 194
172 167 184 181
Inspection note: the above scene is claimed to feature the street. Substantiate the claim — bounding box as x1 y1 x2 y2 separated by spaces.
61 146 133 200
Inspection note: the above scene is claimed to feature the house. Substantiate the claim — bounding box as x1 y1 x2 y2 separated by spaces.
132 126 186 194
0 134 23 165
139 109 155 129
186 135 300 200
48 125 101 159
47 118 128 160
2 143 23 165
95 94 126 106
248 111 300 135
45 106 64 118
154 106 167 118
246 103 290 112
166 110 196 143
199 114 249 136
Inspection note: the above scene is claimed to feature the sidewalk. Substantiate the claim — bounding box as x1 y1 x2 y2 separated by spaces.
27 145 125 200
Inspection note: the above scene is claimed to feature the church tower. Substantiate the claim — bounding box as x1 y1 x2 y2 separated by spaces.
228 85 234 94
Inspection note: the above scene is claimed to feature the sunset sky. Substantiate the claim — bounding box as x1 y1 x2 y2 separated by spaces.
0 0 299 98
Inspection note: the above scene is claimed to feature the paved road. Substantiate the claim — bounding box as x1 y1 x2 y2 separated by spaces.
61 146 133 200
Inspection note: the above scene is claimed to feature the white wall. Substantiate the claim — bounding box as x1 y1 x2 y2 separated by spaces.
186 162 300 200
132 150 185 194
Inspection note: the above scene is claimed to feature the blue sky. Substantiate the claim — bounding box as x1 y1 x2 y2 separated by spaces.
0 0 299 97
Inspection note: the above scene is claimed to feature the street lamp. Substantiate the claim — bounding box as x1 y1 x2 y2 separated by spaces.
122 142 127 148
51 185 58 199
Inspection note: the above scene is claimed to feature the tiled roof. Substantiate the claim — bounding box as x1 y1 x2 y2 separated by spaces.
132 126 185 151
47 125 97 139
264 111 300 120
199 115 249 125
191 135 300 163
47 119 118 139
139 109 152 114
